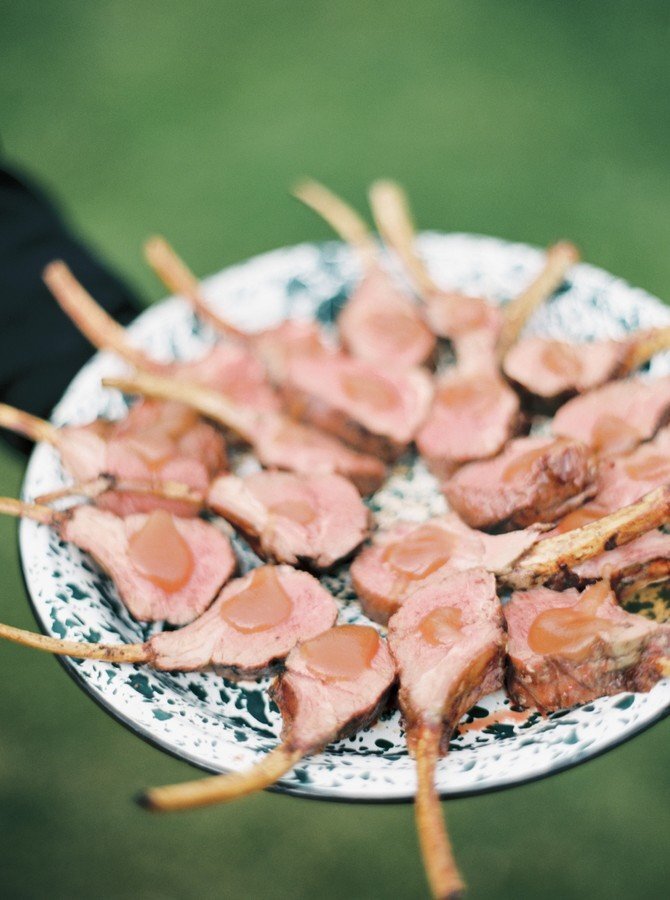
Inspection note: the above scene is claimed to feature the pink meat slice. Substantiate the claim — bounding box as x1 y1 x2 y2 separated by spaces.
207 471 370 569
61 505 235 625
388 568 505 748
337 266 436 368
546 426 670 536
146 565 338 678
505 584 670 712
251 319 332 383
351 514 541 624
552 376 670 455
570 530 670 587
416 370 522 479
247 413 387 496
443 435 597 531
161 341 280 413
58 400 227 518
281 353 434 460
421 287 503 350
273 627 396 752
503 336 627 407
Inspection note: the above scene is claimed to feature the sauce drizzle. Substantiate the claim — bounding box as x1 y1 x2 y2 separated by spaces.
128 510 195 592
220 567 292 633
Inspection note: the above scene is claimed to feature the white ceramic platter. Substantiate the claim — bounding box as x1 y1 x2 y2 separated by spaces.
19 234 670 801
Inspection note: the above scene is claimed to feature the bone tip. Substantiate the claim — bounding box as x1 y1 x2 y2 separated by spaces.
291 177 319 201
42 259 67 284
549 241 580 266
134 790 159 812
369 178 402 198
144 235 167 257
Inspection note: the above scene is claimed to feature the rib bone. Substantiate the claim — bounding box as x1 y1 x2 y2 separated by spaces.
293 179 378 267
43 261 152 370
144 236 246 340
505 485 670 589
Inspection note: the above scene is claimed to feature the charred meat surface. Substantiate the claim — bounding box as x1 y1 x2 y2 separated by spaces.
61 505 236 625
505 580 670 712
281 352 434 461
552 376 670 457
569 529 670 591
547 425 670 537
351 514 541 624
146 565 338 678
443 435 597 531
207 470 370 569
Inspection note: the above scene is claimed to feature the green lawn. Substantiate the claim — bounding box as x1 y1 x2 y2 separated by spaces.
1 2 669 898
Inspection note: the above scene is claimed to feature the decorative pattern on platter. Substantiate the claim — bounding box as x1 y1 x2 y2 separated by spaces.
19 234 670 801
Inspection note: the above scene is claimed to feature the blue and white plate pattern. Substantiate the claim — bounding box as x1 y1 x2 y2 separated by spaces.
19 234 670 801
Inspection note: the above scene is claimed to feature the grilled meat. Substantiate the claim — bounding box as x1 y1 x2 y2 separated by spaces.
351 514 542 624
552 376 670 457
505 580 670 713
104 371 387 494
281 352 434 460
207 470 370 570
443 435 597 531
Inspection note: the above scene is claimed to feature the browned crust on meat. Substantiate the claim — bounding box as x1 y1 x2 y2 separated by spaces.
506 642 667 714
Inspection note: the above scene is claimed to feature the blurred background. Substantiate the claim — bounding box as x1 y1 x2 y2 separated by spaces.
1 2 669 898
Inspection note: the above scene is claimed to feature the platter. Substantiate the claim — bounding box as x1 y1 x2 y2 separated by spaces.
19 233 670 801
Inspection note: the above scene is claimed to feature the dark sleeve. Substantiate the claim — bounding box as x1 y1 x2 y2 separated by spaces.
0 161 141 451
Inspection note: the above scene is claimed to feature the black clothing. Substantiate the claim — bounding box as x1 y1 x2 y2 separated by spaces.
0 162 140 451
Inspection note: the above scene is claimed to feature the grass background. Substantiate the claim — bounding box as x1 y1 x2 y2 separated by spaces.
1 2 669 897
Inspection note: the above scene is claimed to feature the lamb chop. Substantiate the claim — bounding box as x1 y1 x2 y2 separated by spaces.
442 435 597 531
0 399 227 518
293 179 436 368
102 370 387 495
568 530 670 594
351 513 542 624
368 179 503 353
503 325 670 413
505 580 670 713
370 180 579 354
147 230 434 461
352 486 670 621
552 375 670 457
44 468 371 572
279 350 434 460
143 236 331 383
0 497 235 625
135 624 395 812
369 180 580 475
43 260 280 412
0 565 338 678
417 259 579 478
548 425 670 536
388 567 505 899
